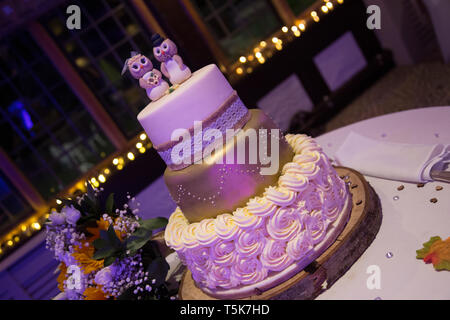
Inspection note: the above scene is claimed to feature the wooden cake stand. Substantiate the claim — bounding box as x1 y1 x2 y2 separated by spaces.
179 167 382 300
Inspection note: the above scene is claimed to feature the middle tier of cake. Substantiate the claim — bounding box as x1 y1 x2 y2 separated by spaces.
164 109 294 223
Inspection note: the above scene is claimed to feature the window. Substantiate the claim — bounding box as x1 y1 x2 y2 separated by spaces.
286 0 317 15
40 0 156 138
0 174 33 235
0 32 114 200
192 0 282 60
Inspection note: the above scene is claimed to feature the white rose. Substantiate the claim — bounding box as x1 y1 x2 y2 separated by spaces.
64 206 81 225
49 211 65 225
94 265 115 286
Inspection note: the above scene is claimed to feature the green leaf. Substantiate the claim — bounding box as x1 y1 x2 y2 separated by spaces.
141 241 165 270
416 236 441 259
79 196 98 217
124 218 167 255
105 193 114 214
79 184 103 218
93 238 108 250
86 181 96 201
106 224 122 248
140 217 168 231
126 230 153 255
146 257 170 287
103 256 116 267
92 225 124 261
93 246 115 260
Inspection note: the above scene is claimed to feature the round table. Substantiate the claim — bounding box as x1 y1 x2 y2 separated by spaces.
314 106 450 300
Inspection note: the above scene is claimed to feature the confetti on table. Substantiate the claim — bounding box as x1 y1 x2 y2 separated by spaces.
417 183 425 188
430 198 438 203
436 186 443 191
416 236 450 271
397 185 404 191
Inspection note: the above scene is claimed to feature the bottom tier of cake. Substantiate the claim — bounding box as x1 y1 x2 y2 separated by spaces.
164 134 351 298
201 193 351 299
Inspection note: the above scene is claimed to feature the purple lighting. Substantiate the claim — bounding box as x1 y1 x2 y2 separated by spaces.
8 100 34 133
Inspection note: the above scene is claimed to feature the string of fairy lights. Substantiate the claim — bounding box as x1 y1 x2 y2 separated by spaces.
90 133 151 188
0 133 152 259
0 0 345 259
231 0 344 78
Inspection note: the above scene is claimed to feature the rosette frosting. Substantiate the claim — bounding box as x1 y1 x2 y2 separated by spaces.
236 228 265 257
215 213 240 241
266 207 302 241
261 239 293 271
233 208 264 229
213 240 236 266
232 256 268 285
246 197 277 217
265 186 296 207
286 230 314 260
196 218 219 246
165 134 350 290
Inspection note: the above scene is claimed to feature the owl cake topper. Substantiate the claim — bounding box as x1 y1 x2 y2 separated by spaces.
122 51 169 101
151 33 192 85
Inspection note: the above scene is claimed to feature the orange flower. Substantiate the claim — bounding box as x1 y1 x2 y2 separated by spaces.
73 218 126 275
86 218 124 243
72 243 104 274
57 262 68 292
83 286 108 300
86 218 111 243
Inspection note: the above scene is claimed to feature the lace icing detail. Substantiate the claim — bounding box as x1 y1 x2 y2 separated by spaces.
158 96 248 169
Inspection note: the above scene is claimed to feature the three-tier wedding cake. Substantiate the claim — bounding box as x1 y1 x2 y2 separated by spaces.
129 35 351 299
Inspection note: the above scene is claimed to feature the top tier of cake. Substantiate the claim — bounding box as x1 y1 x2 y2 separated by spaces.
137 64 234 149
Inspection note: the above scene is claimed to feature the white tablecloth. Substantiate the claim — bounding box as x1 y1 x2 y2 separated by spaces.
315 106 450 300
135 107 450 300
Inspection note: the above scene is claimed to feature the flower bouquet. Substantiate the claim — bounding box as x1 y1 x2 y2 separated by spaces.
46 184 180 300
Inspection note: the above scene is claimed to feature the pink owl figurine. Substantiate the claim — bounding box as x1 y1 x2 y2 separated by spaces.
151 34 192 85
121 51 169 101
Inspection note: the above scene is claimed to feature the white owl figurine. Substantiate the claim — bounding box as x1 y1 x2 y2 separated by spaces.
122 52 169 101
151 34 191 85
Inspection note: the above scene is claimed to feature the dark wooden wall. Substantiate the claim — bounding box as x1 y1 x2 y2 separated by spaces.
229 0 394 134
142 0 394 136
142 0 217 71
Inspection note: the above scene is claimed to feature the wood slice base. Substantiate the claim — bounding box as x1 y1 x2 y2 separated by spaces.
179 167 382 300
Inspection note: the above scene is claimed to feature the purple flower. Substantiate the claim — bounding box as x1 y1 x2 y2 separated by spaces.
64 206 81 225
49 211 65 225
95 265 116 286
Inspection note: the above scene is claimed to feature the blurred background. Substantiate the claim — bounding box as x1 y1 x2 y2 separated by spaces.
0 0 449 299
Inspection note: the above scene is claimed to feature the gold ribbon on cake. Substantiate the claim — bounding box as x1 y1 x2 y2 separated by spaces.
154 91 251 171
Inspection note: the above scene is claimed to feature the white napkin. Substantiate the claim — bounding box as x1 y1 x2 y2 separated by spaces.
334 131 450 183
